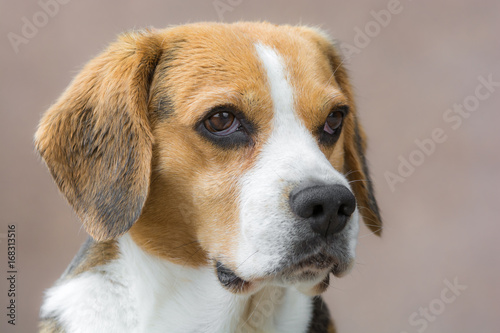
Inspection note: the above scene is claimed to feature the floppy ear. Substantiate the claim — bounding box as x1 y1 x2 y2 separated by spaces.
35 30 163 241
343 115 383 236
332 53 383 235
313 34 383 236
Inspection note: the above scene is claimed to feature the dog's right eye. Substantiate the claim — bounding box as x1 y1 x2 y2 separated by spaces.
204 112 241 135
197 106 254 148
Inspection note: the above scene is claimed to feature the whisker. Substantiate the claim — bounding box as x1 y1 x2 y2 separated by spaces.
348 179 369 184
343 169 364 178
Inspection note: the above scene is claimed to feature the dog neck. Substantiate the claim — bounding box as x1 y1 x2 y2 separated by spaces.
41 234 313 333
118 234 313 332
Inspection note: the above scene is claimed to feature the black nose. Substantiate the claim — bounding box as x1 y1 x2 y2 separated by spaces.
289 184 356 237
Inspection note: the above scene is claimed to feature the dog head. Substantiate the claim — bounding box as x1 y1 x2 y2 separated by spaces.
35 22 382 295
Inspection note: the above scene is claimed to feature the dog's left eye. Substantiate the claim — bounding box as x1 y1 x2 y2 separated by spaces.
323 111 343 134
204 112 241 135
319 107 348 145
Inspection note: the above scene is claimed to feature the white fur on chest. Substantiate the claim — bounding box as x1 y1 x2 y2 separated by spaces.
41 234 312 333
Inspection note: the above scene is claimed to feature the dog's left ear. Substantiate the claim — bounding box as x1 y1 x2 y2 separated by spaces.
343 115 383 236
303 28 383 235
35 30 163 241
329 47 383 235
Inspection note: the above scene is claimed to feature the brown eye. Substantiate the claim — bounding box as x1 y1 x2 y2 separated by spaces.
324 111 344 135
197 106 252 147
204 111 240 135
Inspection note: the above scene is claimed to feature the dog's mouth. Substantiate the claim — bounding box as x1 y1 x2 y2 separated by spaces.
276 251 352 283
215 251 352 294
215 261 253 293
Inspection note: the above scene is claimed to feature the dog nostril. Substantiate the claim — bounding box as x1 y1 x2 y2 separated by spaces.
311 205 323 217
338 204 352 217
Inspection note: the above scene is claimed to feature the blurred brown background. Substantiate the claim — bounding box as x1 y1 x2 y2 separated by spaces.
1 0 499 332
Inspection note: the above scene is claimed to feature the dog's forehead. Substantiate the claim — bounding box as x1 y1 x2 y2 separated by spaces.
155 23 345 125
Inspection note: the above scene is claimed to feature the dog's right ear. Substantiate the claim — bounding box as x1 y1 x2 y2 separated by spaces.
35 30 163 241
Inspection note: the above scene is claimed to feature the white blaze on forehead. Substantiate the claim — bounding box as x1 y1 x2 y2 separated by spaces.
252 43 325 161
254 43 295 123
252 42 340 181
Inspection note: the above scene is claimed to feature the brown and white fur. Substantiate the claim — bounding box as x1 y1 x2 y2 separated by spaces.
35 22 382 333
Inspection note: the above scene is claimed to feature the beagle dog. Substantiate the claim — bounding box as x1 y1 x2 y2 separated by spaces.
36 22 382 333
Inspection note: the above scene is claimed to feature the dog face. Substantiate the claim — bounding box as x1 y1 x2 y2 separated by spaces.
35 22 381 295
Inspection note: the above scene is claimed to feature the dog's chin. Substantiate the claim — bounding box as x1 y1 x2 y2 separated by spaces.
215 253 354 296
275 252 354 295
